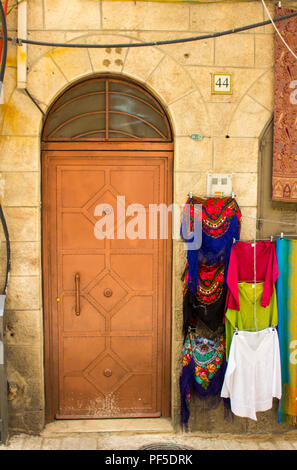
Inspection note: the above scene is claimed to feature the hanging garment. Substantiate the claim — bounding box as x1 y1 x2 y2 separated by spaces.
221 327 282 421
225 240 279 311
183 290 226 336
182 263 226 334
276 237 297 425
224 282 278 361
181 196 242 296
179 332 226 426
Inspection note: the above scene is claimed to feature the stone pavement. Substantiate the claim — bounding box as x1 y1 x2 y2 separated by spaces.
1 419 297 450
1 432 297 450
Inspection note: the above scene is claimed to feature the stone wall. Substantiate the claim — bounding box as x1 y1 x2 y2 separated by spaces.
0 0 290 435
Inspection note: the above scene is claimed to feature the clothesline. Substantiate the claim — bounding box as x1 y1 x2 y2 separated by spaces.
241 214 297 228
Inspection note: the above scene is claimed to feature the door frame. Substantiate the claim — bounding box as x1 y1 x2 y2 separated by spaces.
41 141 174 422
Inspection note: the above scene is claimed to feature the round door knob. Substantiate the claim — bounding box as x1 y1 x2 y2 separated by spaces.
103 207 112 216
103 368 112 377
104 288 113 297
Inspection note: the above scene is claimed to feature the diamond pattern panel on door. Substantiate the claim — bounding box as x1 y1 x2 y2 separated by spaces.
84 352 129 395
88 273 129 313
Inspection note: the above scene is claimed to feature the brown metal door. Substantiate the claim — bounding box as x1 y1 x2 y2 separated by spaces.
43 143 172 419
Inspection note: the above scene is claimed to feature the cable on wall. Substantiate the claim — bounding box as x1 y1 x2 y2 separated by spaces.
0 0 7 94
1 10 297 50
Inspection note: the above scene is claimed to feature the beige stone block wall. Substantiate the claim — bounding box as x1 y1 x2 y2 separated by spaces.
0 0 287 435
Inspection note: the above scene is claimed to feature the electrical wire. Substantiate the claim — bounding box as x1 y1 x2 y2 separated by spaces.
0 0 8 63
262 0 297 61
0 204 10 295
1 10 297 50
0 0 7 91
0 2 10 295
4 0 289 14
241 215 297 228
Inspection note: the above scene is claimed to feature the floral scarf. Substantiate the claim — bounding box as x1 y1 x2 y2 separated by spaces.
183 262 225 305
181 196 242 295
182 263 226 334
179 332 226 426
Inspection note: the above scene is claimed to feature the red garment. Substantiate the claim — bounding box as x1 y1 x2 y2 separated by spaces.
225 241 279 311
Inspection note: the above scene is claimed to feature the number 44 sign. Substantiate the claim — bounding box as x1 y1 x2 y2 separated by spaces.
212 73 232 94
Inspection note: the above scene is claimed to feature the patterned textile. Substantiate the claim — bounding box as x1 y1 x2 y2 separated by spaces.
182 263 225 334
182 289 226 335
184 262 225 305
276 237 297 424
181 196 242 295
179 332 226 426
272 7 297 202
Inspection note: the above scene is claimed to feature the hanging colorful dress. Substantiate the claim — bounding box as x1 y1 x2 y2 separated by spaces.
224 282 279 361
276 237 297 425
225 240 279 311
181 196 242 296
179 332 226 426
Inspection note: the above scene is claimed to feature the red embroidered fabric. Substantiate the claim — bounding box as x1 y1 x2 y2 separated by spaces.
184 262 225 305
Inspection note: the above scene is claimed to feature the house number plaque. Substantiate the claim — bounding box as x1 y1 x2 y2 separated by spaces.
212 73 232 94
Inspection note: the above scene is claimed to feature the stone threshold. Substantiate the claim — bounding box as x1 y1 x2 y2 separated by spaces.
40 418 174 437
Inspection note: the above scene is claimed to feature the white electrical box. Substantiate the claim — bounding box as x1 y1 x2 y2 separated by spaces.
207 173 233 197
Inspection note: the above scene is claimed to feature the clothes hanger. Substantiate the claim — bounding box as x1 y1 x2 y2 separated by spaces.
234 325 276 335
187 192 236 199
280 232 297 239
233 235 274 244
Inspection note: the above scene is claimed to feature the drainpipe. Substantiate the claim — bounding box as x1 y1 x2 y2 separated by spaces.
17 0 27 89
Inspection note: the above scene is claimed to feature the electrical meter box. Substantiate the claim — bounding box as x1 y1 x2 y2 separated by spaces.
207 173 233 197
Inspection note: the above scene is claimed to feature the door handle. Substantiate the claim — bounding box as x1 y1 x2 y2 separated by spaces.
75 273 80 316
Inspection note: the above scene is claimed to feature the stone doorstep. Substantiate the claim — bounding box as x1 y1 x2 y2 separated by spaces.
40 418 174 438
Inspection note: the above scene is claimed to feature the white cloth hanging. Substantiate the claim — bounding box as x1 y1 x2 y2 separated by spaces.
221 327 282 420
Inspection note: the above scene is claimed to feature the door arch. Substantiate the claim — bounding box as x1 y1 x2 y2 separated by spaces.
42 74 173 421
